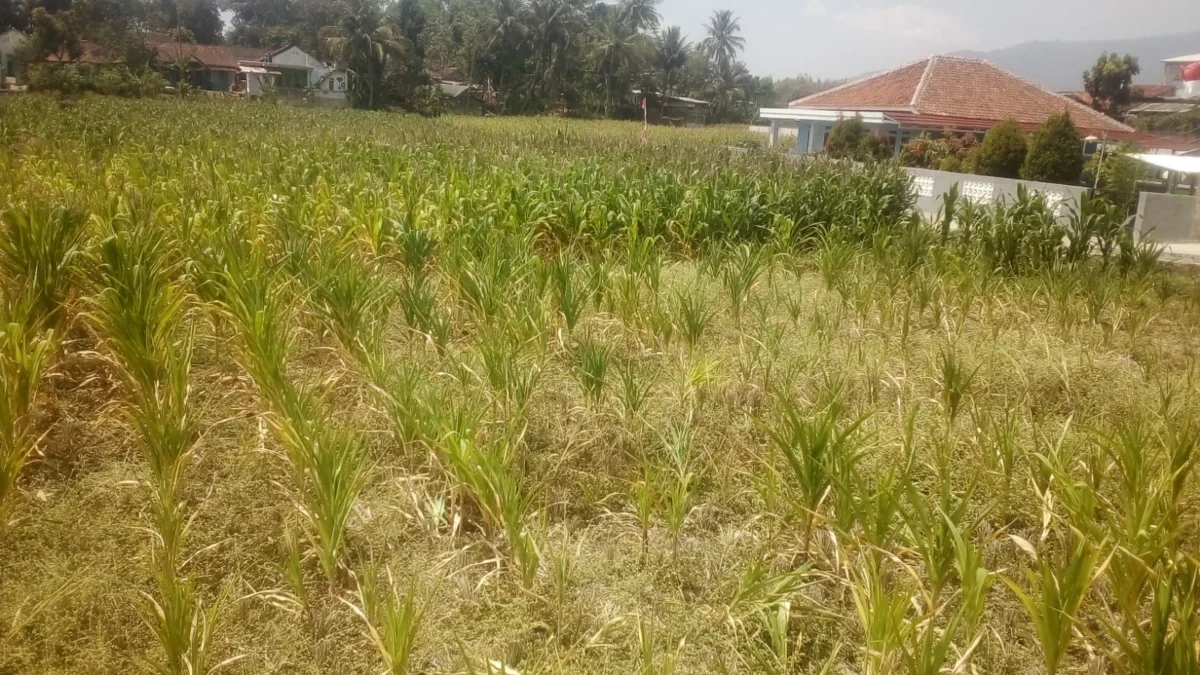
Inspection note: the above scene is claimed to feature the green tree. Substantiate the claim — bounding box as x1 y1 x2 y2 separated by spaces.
1084 147 1142 213
323 0 409 109
1021 112 1084 184
591 12 643 116
1083 52 1140 117
28 6 82 61
977 119 1028 178
654 25 689 96
700 9 742 73
618 0 658 33
826 117 890 161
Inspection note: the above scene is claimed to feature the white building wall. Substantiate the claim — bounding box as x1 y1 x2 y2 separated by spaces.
268 45 347 102
0 30 28 79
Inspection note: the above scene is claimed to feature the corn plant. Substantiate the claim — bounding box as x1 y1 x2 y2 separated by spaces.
90 221 236 674
846 553 911 675
0 204 86 334
936 346 979 423
634 614 683 675
441 429 539 587
1002 528 1108 675
574 331 613 406
661 416 698 555
551 252 585 330
763 395 866 551
722 243 764 324
344 566 432 675
0 321 54 528
672 287 716 351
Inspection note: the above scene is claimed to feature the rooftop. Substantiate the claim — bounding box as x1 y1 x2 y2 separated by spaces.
1163 53 1200 63
790 55 1132 135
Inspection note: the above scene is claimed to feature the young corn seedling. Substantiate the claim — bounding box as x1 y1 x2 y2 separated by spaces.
846 553 911 675
763 395 866 553
661 416 698 557
635 613 684 675
0 203 86 334
936 346 979 423
573 331 613 407
632 450 658 555
616 359 653 422
1002 527 1108 675
551 252 585 331
0 320 55 528
441 429 540 587
344 566 432 675
672 287 716 351
902 470 981 606
90 222 235 675
722 243 764 325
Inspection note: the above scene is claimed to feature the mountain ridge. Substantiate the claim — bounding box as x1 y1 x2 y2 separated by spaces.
951 31 1200 91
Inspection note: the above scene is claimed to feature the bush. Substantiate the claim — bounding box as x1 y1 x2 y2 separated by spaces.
26 63 165 98
1083 148 1142 213
900 131 980 172
826 117 869 159
826 117 893 162
408 84 446 118
1021 112 1084 184
977 119 1027 178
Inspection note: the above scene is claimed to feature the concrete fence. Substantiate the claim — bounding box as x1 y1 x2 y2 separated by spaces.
904 167 1087 218
1134 192 1200 242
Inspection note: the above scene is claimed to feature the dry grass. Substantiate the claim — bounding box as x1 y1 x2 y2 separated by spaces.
1 96 1198 675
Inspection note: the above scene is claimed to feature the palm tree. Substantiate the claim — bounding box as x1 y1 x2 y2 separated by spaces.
593 14 645 116
619 0 660 33
701 9 745 73
655 26 690 96
524 0 584 109
705 60 750 122
324 0 409 109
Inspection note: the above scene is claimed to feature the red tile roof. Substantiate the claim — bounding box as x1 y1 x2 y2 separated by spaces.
46 39 273 70
791 55 1132 135
1131 84 1177 100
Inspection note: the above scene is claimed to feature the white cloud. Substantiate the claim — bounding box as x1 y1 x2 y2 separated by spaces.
828 3 979 47
803 0 829 17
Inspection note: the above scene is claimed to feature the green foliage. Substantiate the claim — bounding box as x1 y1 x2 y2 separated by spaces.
1084 148 1142 213
976 119 1027 178
899 131 980 172
1021 112 1085 185
1083 52 1140 116
27 63 165 97
826 117 893 162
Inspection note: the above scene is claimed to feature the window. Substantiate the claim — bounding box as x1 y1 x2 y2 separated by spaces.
279 69 307 89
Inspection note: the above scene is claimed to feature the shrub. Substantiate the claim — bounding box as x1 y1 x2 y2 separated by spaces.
1021 112 1084 184
827 117 893 162
977 119 1028 178
826 117 869 159
1083 148 1142 213
26 63 165 98
900 131 980 172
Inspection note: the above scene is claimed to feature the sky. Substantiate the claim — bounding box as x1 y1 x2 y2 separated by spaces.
658 0 1200 80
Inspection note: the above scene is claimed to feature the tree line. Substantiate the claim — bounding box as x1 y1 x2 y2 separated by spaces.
2 0 815 120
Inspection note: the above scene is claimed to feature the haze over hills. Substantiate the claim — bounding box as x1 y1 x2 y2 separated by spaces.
952 31 1200 91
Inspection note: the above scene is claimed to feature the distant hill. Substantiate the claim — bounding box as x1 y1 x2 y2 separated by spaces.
953 32 1200 91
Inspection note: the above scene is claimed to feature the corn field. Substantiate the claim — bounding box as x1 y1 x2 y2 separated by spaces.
1 95 1199 675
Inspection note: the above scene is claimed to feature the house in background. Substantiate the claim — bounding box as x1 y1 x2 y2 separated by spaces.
631 89 710 127
0 29 27 83
758 55 1190 156
1163 52 1200 98
41 36 348 105
262 45 347 104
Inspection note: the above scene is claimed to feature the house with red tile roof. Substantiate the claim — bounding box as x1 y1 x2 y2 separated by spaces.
43 37 347 104
758 55 1193 156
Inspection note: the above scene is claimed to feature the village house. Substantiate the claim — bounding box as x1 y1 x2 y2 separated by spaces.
39 35 348 105
0 29 26 83
759 55 1195 157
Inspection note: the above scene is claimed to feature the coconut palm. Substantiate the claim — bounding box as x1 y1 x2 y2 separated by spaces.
655 25 690 96
524 0 585 108
619 0 660 32
324 0 410 109
701 9 745 73
593 14 645 116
